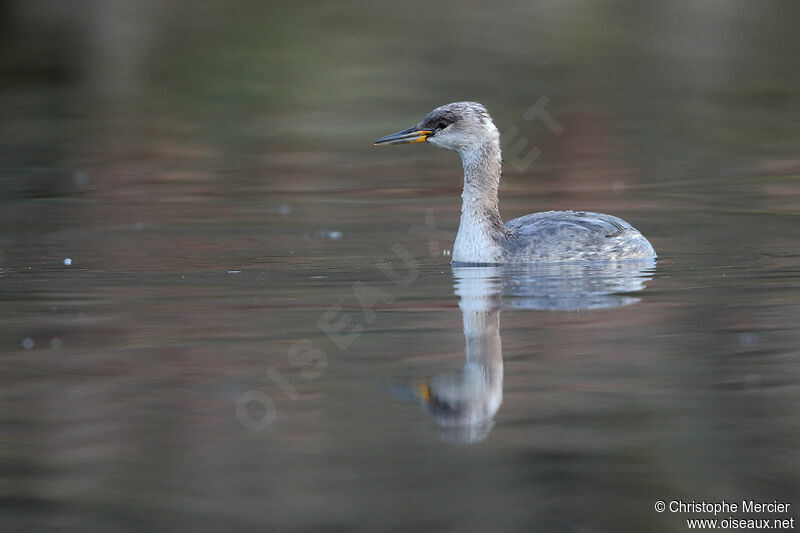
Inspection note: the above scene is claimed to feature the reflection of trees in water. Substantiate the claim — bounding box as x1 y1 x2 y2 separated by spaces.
1 0 175 243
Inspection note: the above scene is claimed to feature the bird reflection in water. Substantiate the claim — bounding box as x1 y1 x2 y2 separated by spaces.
400 260 655 444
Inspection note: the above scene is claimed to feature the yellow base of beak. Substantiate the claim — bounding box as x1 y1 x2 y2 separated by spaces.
374 129 432 145
418 383 432 402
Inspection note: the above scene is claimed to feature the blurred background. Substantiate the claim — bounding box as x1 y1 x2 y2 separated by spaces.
1 1 799 531
1 0 798 268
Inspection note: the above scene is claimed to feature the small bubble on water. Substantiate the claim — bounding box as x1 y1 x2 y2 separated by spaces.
738 333 759 345
73 171 89 187
227 270 242 274
50 338 62 349
316 230 343 240
276 204 292 215
22 337 34 350
63 258 72 266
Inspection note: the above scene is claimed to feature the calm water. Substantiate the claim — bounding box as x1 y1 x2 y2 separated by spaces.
2 1 799 531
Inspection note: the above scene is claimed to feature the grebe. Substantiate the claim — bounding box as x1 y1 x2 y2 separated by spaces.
375 102 656 265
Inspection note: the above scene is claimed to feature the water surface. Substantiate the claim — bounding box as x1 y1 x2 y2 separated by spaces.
1 1 799 531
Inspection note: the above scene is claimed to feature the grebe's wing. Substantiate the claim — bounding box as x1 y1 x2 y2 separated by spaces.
504 211 654 261
506 210 632 235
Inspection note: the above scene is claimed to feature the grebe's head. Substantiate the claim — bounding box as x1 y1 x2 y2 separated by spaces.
374 102 499 156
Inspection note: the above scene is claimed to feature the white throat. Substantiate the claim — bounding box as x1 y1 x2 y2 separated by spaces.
451 139 507 264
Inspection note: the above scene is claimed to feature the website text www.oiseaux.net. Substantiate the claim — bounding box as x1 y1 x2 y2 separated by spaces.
654 500 794 529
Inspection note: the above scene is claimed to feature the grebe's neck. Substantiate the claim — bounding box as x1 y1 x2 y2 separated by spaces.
452 137 508 264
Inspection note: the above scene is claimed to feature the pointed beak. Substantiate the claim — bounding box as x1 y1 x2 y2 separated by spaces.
374 127 432 146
